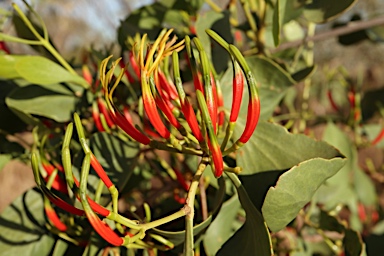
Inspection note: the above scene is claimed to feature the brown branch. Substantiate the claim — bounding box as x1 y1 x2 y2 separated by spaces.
271 15 384 53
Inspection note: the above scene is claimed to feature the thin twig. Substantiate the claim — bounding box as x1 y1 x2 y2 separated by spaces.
271 15 384 53
199 176 208 221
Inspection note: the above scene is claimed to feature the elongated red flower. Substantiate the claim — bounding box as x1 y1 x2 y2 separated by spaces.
86 211 124 246
173 168 190 191
150 76 181 129
82 64 93 85
185 36 205 94
208 140 224 177
208 73 218 133
327 90 339 111
238 92 260 144
97 97 115 128
230 62 244 123
111 108 151 145
119 59 135 83
181 101 204 142
157 70 178 100
72 176 110 217
129 50 141 80
229 45 261 145
196 90 223 177
141 72 171 139
172 52 204 142
44 199 67 231
372 128 384 145
41 186 85 216
92 101 105 132
42 162 68 194
90 153 114 189
0 41 10 54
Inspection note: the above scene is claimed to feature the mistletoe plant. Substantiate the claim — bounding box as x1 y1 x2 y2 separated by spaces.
1 0 383 255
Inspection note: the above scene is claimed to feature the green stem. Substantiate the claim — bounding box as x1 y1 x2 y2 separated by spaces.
140 207 188 231
298 22 316 133
226 172 242 188
94 179 104 203
184 159 208 256
12 3 79 77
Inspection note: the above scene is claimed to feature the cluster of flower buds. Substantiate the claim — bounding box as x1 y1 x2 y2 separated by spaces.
30 29 260 248
100 29 260 178
31 115 160 247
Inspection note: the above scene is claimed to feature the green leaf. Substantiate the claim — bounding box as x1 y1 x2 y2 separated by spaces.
353 167 377 206
249 56 295 120
272 0 287 46
203 195 241 255
303 0 358 23
372 220 384 235
291 65 316 82
0 188 56 254
195 10 225 62
0 154 12 172
217 185 272 256
234 121 343 174
316 122 374 231
319 210 345 233
6 85 77 122
282 0 305 23
0 55 23 79
262 157 346 232
343 229 363 256
14 56 88 88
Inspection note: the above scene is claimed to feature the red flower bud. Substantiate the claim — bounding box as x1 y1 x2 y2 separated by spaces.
372 128 384 146
44 200 67 231
92 101 105 132
230 63 244 123
97 97 114 128
86 212 124 246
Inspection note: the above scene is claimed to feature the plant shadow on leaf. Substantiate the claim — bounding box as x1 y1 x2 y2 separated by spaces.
0 80 26 133
0 188 47 250
240 170 287 212
217 184 272 256
72 132 139 207
6 84 77 123
152 177 226 247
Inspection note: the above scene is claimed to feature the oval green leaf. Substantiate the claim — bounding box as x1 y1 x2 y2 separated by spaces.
0 55 23 79
262 157 346 232
14 56 88 88
234 121 343 174
303 0 358 23
6 85 77 122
